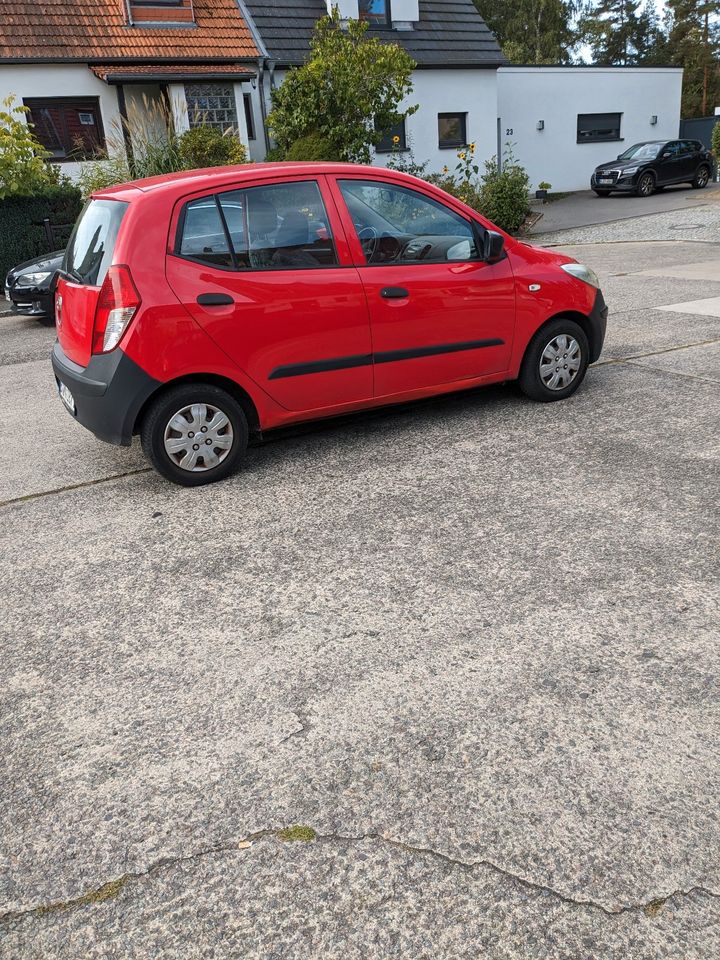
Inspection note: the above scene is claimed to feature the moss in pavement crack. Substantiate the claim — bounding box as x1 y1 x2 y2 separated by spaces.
277 825 317 843
34 876 130 916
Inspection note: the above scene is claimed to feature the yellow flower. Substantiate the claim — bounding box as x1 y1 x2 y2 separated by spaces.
458 152 466 160
442 165 449 173
469 142 476 153
392 135 401 144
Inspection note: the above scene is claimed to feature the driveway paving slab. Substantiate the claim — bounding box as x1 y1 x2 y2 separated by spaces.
1 239 719 958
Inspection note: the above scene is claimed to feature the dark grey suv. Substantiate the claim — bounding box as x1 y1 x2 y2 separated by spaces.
591 140 713 198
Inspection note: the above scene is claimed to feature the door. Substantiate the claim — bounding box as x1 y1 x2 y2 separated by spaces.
330 177 516 398
166 177 373 413
656 141 682 184
678 140 699 179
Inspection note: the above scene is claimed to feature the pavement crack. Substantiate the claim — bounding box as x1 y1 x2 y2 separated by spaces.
0 468 152 509
4 830 719 927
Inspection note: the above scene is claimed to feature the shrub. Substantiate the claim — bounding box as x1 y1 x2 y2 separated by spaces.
712 122 720 179
177 125 247 169
478 153 531 234
77 155 133 198
0 95 53 199
284 132 343 161
0 183 82 281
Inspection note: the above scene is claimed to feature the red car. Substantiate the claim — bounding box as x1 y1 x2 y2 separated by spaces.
52 163 607 486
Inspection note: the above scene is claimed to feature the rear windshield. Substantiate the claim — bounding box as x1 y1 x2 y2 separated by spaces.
63 199 128 286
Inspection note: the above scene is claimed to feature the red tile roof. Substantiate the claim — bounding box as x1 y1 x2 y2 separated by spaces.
0 0 259 62
90 63 256 81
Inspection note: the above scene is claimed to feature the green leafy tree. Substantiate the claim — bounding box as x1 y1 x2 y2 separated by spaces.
267 8 417 163
0 95 53 199
579 0 644 65
665 0 720 117
473 0 578 64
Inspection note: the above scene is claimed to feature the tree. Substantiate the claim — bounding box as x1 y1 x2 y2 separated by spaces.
579 0 645 65
267 8 417 163
665 0 720 117
474 0 577 64
0 95 52 199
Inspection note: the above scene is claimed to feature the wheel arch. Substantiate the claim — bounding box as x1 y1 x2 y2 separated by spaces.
521 310 600 368
133 373 262 439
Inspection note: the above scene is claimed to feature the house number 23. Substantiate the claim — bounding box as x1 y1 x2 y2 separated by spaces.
505 128 513 135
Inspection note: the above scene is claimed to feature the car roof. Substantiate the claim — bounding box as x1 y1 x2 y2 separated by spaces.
92 162 406 201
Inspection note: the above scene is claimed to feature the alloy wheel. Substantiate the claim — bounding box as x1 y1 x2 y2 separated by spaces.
697 167 709 187
539 334 582 391
638 174 654 197
163 402 234 472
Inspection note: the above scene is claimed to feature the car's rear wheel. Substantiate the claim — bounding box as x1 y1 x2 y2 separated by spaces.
593 189 611 197
141 383 248 486
636 172 656 197
518 319 590 402
692 165 710 189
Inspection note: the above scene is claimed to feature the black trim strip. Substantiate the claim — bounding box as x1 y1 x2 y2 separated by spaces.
268 339 504 380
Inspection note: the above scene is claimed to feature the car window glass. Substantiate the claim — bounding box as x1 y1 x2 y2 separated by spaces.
679 140 694 153
64 198 128 285
179 198 233 268
338 180 479 265
664 142 680 157
217 180 337 271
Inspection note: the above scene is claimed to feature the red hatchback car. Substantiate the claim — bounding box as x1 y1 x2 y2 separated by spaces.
52 163 607 486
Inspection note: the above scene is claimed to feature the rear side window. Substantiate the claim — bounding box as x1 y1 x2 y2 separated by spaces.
176 180 337 271
63 199 128 286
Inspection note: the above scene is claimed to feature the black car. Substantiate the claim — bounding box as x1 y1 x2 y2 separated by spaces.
591 139 713 198
4 250 64 321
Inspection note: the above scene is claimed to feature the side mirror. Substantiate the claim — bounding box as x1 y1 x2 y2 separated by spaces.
661 152 671 159
483 229 505 264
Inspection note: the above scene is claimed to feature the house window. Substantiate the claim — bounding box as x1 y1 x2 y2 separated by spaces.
359 0 391 26
185 83 238 133
24 97 104 161
577 113 622 143
438 112 467 149
243 93 255 141
375 119 406 153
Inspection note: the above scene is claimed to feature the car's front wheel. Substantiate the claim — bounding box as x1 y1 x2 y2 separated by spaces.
518 319 590 402
692 165 710 189
141 383 248 486
636 172 656 197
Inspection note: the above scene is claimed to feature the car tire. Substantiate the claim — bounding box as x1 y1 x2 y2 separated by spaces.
636 172 656 197
518 318 590 403
141 383 248 487
692 165 710 189
593 190 611 197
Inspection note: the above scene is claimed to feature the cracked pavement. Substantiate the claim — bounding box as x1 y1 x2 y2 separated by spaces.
1 239 719 957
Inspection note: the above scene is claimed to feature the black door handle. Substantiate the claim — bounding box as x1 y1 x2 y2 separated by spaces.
381 287 409 299
197 293 234 306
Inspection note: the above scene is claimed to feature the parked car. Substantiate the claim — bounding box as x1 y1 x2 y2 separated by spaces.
5 250 63 321
591 139 713 197
52 163 608 486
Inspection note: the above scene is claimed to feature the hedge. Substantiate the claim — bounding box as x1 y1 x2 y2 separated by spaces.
0 184 83 282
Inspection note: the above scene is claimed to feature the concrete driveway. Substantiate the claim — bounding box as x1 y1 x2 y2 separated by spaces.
1 237 719 958
528 181 720 235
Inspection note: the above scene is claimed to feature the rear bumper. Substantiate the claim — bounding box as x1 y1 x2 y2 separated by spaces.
52 342 160 446
589 289 608 363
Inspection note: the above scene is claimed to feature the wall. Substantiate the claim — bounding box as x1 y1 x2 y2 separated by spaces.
497 66 683 192
373 68 499 176
0 63 123 179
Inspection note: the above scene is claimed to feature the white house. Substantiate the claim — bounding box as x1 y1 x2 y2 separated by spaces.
0 0 684 195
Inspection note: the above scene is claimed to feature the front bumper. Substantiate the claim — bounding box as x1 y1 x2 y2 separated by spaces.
5 284 55 318
591 174 638 193
588 289 608 363
52 341 160 446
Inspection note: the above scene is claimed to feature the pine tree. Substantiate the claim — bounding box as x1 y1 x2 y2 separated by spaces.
665 0 720 117
579 0 644 65
473 0 577 64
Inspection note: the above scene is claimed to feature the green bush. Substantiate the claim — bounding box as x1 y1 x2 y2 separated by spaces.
0 95 53 199
477 154 530 234
76 155 133 199
0 183 82 281
712 122 720 179
284 132 343 162
177 126 247 169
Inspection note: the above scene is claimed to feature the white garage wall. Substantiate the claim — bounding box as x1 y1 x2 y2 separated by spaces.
0 63 123 179
497 66 683 193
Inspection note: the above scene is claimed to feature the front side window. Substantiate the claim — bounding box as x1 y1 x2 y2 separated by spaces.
577 112 622 143
359 0 391 26
438 113 467 150
24 97 104 161
339 180 479 265
178 180 337 271
185 83 238 133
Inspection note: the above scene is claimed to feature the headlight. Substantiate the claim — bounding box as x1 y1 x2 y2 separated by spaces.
561 263 600 289
621 166 639 176
17 271 51 286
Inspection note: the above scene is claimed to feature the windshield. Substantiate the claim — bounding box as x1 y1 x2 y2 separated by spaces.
63 199 128 286
618 143 661 162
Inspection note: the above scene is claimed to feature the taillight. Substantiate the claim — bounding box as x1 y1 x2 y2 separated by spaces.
92 264 141 354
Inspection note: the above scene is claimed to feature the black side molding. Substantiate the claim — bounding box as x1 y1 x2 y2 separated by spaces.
268 339 504 380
